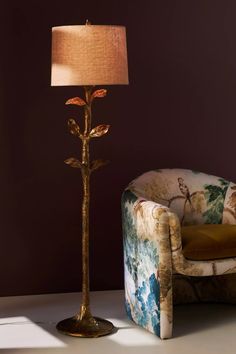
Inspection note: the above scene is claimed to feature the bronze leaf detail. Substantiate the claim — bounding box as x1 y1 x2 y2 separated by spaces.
92 89 107 99
65 97 86 106
68 119 81 137
91 159 109 171
89 124 110 138
64 157 82 168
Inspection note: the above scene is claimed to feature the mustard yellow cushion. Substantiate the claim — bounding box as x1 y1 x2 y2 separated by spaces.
181 224 236 261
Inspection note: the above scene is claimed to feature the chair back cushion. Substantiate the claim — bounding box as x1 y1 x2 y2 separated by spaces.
128 169 231 226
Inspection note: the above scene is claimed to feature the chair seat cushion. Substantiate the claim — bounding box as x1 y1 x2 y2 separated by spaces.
181 224 236 261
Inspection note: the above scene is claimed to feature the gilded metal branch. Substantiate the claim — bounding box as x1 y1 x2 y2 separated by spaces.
57 86 114 337
80 86 92 320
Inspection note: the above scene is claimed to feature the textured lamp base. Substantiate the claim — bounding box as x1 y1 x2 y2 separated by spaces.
56 316 114 338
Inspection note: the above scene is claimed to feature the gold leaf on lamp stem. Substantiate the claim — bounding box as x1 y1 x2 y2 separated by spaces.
89 124 110 138
68 119 81 137
91 159 109 171
65 97 86 106
92 89 107 99
64 158 82 168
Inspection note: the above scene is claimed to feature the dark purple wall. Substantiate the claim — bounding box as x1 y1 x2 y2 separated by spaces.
1 0 236 296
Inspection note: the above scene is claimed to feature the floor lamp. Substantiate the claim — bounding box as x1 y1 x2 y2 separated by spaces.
51 22 129 337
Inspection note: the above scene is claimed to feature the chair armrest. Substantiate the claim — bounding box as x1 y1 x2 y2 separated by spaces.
122 189 173 339
168 211 209 276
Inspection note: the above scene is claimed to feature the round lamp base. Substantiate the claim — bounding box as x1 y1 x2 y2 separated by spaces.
56 316 114 338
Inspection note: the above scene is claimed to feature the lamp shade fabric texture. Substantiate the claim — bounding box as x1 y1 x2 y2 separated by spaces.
122 168 236 339
51 25 129 86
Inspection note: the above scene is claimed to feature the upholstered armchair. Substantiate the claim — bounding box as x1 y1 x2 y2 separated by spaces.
122 169 236 339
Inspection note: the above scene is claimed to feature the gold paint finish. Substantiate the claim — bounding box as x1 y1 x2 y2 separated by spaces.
56 86 114 337
56 316 114 338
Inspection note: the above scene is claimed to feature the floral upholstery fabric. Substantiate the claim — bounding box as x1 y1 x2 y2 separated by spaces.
122 190 172 339
128 168 230 226
122 169 236 339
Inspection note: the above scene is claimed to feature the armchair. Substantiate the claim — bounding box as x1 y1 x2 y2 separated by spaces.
122 168 236 339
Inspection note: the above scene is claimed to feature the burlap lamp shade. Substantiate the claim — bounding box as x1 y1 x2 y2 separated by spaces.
51 25 129 86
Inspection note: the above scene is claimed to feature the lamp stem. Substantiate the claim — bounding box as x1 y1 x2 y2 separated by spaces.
56 86 114 337
79 86 93 320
